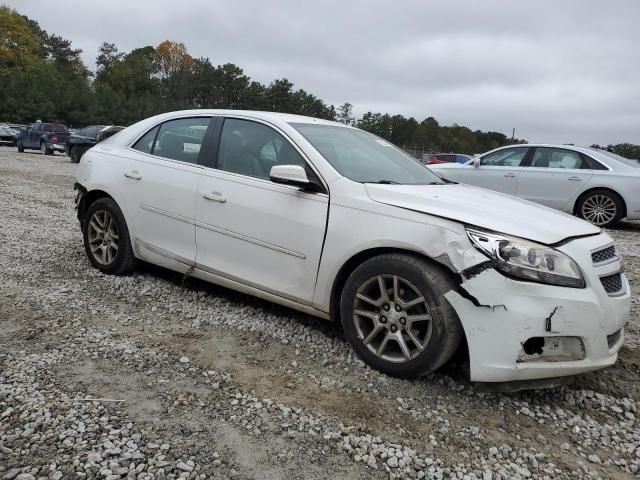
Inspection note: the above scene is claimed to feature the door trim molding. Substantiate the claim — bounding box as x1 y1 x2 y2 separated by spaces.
139 203 306 259
133 238 329 320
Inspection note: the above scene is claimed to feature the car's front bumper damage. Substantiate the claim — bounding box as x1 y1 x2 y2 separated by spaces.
446 232 630 385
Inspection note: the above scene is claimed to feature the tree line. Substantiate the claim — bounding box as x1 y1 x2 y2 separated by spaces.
1 5 638 159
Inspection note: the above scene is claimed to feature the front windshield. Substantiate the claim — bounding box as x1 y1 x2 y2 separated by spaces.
290 123 445 184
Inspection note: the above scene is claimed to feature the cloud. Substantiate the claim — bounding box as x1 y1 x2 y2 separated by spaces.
7 0 640 145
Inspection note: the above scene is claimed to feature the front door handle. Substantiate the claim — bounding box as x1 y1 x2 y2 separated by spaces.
504 173 516 178
124 170 142 180
202 191 226 203
568 176 582 181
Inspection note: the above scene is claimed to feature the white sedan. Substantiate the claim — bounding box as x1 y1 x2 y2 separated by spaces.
429 144 640 227
74 111 630 387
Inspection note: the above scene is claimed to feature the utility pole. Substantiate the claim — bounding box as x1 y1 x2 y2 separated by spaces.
511 128 515 141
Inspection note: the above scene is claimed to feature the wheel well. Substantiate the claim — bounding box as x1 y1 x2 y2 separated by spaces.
78 189 113 223
573 187 627 218
329 247 460 321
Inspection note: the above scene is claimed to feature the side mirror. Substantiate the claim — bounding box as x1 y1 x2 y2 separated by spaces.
473 158 481 168
270 165 310 188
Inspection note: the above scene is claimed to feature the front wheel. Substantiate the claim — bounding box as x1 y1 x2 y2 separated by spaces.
340 254 463 378
577 189 624 228
82 197 137 275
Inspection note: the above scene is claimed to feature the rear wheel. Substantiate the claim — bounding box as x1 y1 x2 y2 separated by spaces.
82 197 137 275
577 189 624 228
40 142 52 155
340 254 463 378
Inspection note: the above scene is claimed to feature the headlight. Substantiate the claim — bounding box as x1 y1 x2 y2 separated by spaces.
466 228 585 288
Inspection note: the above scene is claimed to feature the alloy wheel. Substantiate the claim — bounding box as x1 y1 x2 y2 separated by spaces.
581 194 617 226
40 143 46 154
87 210 119 265
352 274 433 363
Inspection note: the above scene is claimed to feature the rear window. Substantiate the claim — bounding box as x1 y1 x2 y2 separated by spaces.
49 124 68 133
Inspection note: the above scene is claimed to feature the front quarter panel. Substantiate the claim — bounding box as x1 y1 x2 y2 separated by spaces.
312 179 487 312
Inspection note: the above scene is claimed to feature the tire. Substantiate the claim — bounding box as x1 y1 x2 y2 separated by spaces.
70 146 82 163
576 189 624 228
340 253 463 378
41 142 52 155
17 141 24 152
82 197 137 275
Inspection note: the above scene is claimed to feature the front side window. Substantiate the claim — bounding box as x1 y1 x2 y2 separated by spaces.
481 148 528 167
291 123 443 185
531 148 584 169
217 118 305 179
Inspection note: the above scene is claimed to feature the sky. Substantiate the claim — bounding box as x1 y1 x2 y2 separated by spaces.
8 0 640 145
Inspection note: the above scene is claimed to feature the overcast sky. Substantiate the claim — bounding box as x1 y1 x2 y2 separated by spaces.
8 0 640 145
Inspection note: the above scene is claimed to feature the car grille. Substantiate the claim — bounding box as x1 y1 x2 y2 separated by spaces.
591 245 617 265
600 272 624 296
607 329 622 349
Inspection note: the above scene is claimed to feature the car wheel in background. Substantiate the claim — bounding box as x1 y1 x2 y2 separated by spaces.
41 142 53 155
340 253 463 378
70 146 81 163
17 141 24 152
82 197 137 275
577 189 624 228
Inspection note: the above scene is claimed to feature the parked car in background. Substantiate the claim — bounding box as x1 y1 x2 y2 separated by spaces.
17 122 71 155
73 110 629 388
429 144 640 227
424 153 471 165
66 125 124 163
0 125 16 146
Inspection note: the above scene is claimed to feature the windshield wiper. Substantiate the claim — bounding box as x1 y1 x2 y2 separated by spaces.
368 180 400 184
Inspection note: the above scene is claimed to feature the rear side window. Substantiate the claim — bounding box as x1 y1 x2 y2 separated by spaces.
154 117 211 164
530 148 585 169
132 126 159 154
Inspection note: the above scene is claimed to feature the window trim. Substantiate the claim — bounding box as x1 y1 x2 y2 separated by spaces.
126 114 214 168
208 115 329 195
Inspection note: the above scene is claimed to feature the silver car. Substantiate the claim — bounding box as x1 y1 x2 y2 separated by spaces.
429 144 640 227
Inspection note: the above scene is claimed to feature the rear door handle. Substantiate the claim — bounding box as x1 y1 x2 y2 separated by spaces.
124 170 142 180
568 176 582 181
202 191 226 203
504 173 516 178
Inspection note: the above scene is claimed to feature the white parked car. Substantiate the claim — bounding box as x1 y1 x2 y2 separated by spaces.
74 111 630 388
429 144 640 227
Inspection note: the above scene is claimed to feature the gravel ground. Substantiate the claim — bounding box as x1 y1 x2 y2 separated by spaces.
1 146 639 480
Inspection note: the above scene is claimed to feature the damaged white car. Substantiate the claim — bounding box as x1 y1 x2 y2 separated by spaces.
74 110 630 388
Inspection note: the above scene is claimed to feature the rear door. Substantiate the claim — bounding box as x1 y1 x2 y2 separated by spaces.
27 123 40 147
195 117 329 304
459 147 530 195
119 116 213 264
515 147 593 210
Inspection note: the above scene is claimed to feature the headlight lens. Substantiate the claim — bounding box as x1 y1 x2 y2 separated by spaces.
466 228 585 288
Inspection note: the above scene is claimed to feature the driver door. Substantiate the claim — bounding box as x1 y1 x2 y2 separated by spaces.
195 117 329 304
460 147 531 195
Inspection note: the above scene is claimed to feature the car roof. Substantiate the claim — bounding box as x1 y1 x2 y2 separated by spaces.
159 109 347 127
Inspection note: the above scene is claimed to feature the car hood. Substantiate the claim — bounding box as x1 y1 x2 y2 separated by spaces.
365 183 600 245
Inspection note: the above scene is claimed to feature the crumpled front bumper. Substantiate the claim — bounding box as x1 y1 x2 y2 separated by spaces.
446 233 630 383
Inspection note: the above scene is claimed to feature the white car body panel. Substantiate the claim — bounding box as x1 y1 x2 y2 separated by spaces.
431 144 640 221
76 111 631 384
